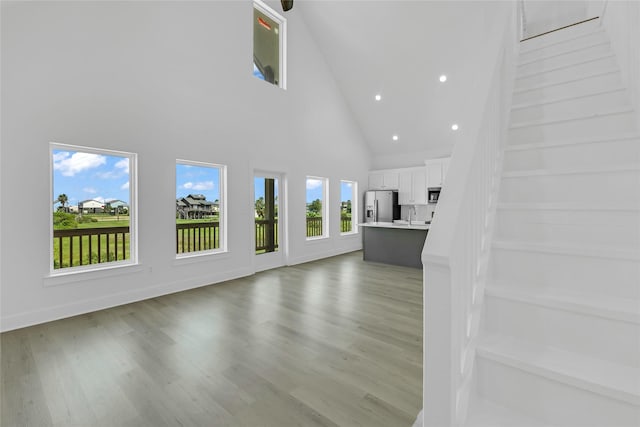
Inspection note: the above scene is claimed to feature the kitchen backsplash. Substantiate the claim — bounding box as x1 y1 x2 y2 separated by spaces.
400 204 435 222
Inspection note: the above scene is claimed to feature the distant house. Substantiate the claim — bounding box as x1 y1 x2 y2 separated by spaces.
68 205 79 213
105 199 129 215
176 194 219 219
78 199 105 214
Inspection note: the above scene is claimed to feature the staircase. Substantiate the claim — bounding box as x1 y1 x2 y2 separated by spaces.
466 19 640 426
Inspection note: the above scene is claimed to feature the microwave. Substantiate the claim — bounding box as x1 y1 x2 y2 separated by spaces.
428 187 441 204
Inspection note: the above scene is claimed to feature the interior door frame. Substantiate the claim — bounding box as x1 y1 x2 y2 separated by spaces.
252 170 287 272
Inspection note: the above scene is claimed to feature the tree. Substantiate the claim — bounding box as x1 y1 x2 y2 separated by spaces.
308 199 322 217
255 197 265 219
57 194 68 211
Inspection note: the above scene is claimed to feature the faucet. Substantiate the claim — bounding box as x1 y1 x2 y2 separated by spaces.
408 205 416 225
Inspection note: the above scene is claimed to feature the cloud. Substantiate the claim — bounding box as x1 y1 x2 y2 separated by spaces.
83 187 97 194
183 181 214 191
120 181 130 190
306 179 323 190
54 152 107 177
115 158 129 174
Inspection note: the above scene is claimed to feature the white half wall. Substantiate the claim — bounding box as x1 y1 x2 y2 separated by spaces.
0 1 371 331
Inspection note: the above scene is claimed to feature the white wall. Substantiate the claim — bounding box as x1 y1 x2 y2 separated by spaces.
0 1 372 331
599 0 640 128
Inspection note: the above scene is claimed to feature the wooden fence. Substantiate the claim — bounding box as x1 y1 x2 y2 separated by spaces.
53 226 130 269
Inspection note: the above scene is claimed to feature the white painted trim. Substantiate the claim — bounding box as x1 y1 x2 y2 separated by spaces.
287 246 361 267
4 266 255 332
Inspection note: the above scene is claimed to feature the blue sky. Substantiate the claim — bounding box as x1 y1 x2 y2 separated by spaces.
53 149 130 207
176 163 220 201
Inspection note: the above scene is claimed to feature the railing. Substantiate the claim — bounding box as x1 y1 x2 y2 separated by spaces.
340 215 352 233
421 5 518 426
255 219 278 252
176 222 220 254
306 217 323 237
53 226 130 269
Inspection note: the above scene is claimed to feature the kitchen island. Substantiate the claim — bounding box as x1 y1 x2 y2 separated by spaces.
360 222 429 268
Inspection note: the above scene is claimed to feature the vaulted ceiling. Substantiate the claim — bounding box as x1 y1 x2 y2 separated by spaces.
296 1 598 166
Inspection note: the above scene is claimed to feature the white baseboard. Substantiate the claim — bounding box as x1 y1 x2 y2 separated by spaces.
0 266 254 332
287 245 362 266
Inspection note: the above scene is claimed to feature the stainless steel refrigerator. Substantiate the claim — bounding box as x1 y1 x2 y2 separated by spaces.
364 190 400 223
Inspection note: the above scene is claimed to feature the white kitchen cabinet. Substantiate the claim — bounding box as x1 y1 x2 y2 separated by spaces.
398 168 427 205
425 157 451 187
368 170 399 190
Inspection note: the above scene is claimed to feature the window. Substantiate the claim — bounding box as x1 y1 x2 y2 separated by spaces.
253 0 286 89
306 176 328 239
176 160 226 256
340 180 357 234
50 144 136 272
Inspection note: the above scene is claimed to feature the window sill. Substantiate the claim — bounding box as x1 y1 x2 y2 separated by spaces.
305 236 329 243
340 231 359 237
174 250 230 265
44 262 147 287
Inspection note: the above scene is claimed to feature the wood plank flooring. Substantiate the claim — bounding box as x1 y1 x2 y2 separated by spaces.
1 251 423 427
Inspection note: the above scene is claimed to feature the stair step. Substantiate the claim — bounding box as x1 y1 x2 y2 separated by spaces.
464 396 552 427
497 202 640 212
505 133 640 152
490 247 640 300
515 54 618 90
486 283 640 324
510 86 630 124
520 18 602 52
518 41 613 78
513 68 623 105
510 106 634 130
502 164 640 178
492 240 640 261
477 335 640 406
511 85 626 110
518 31 608 65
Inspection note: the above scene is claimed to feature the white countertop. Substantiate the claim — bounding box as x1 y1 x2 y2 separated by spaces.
360 221 430 231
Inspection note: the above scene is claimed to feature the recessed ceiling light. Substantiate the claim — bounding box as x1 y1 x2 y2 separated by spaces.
439 75 447 82
451 124 459 131
392 135 399 141
375 94 382 101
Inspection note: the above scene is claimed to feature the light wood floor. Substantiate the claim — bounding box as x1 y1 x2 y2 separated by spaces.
1 251 423 427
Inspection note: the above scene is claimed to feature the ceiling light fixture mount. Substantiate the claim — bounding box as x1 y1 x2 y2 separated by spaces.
375 94 382 101
439 75 447 82
451 124 459 131
392 135 399 141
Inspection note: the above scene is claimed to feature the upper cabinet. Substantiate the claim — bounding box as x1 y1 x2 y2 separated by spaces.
425 157 451 188
368 170 399 190
398 168 427 205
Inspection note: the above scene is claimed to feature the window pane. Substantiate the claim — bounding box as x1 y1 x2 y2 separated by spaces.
52 147 133 270
253 2 282 86
306 177 325 238
176 162 223 255
255 176 279 254
340 181 355 233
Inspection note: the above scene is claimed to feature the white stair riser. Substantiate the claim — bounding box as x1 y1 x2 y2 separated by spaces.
483 296 640 367
495 209 640 248
519 30 607 63
504 138 640 171
520 19 602 52
508 111 637 145
513 70 623 105
475 358 640 426
518 42 612 77
499 170 640 204
489 249 640 299
510 89 630 123
516 55 617 89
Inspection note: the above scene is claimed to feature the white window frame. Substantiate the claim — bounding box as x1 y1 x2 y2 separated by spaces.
175 159 228 259
49 143 138 276
340 180 358 235
306 176 328 240
253 0 287 90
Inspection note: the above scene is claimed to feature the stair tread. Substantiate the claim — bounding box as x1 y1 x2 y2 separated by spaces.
516 52 615 80
502 163 640 177
477 334 640 405
506 133 640 152
514 68 620 94
518 39 610 67
509 106 634 129
465 396 553 427
486 283 640 324
497 202 640 212
511 85 626 110
520 27 604 54
492 240 640 261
